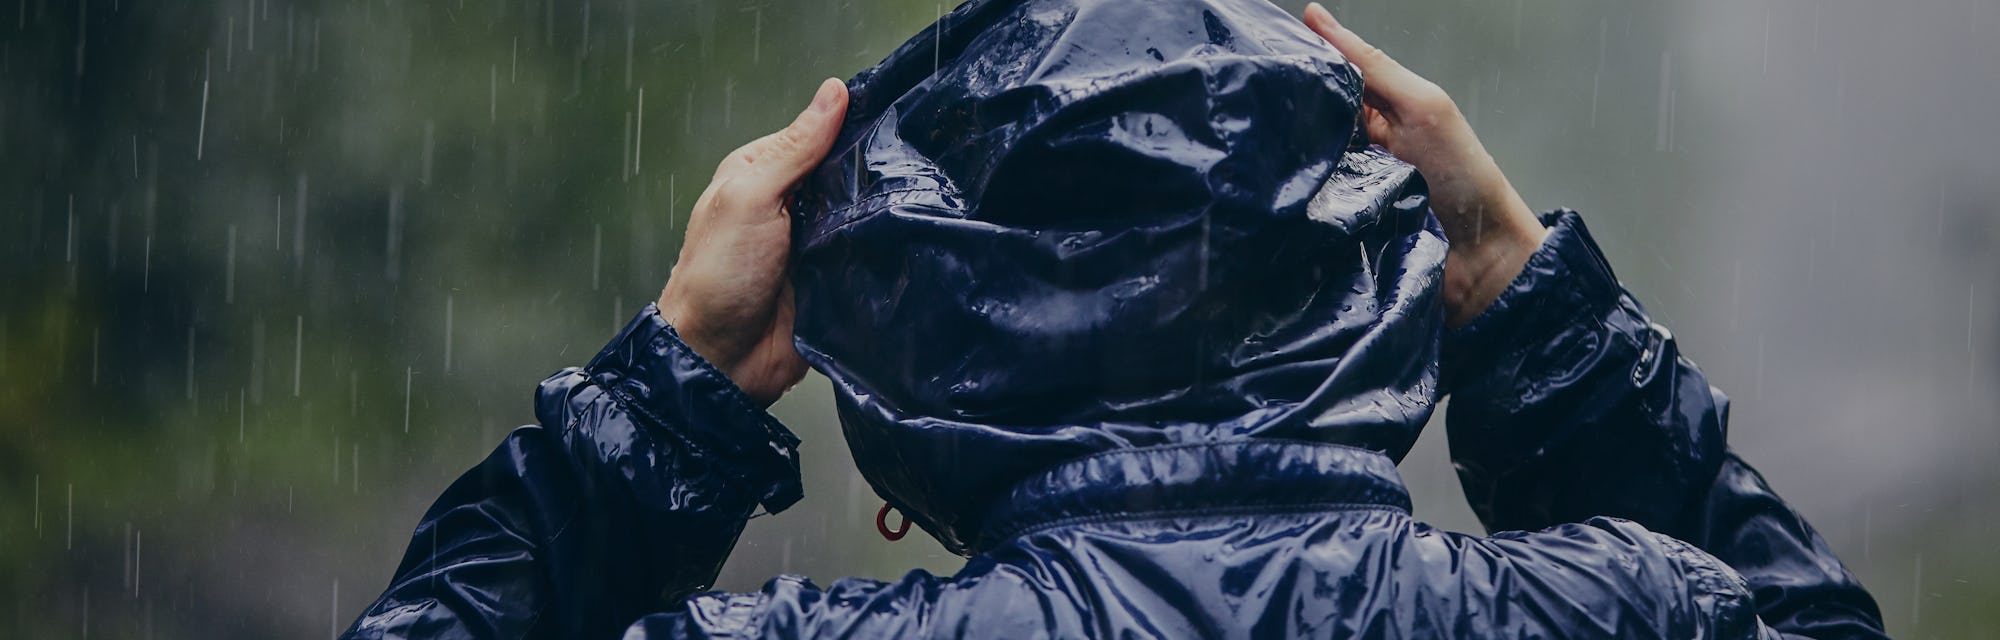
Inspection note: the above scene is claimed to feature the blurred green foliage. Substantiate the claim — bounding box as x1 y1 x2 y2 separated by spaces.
2 1 949 635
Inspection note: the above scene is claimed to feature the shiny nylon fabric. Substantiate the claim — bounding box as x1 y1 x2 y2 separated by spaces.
643 441 1767 639
344 0 1888 635
344 214 1887 638
791 0 1444 555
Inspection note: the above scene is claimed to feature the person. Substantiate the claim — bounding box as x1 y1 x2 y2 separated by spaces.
343 1 1886 637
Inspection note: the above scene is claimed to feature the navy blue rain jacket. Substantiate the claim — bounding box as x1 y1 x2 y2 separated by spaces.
345 0 1886 637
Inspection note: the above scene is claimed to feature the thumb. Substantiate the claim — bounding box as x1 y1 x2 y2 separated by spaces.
725 78 850 198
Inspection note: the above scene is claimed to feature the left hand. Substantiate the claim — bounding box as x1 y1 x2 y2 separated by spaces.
1302 3 1547 328
659 78 849 406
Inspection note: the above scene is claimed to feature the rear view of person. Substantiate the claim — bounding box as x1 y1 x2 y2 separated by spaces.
345 1 1886 637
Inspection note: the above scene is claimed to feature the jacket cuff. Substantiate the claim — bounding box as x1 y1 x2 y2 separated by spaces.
585 304 804 512
1442 209 1621 392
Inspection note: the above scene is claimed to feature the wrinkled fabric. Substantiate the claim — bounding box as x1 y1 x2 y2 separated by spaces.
642 449 1762 639
343 216 1885 639
1444 211 1886 639
345 0 1885 638
791 0 1442 557
343 310 801 639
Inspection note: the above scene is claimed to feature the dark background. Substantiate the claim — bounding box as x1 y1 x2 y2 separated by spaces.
5 0 1996 637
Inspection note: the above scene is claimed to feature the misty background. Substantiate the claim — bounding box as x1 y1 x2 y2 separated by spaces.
4 0 1995 637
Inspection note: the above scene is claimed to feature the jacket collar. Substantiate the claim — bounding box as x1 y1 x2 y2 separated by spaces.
975 440 1413 551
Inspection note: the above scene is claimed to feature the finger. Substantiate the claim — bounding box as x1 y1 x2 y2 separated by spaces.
1303 3 1426 111
1362 106 1394 149
715 78 850 201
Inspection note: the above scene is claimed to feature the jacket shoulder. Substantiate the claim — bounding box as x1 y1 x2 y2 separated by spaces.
1440 517 1763 639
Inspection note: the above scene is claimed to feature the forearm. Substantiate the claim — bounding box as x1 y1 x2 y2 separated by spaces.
1442 210 1883 638
1442 209 1722 535
1692 455 1886 640
344 305 804 639
1433 148 1548 330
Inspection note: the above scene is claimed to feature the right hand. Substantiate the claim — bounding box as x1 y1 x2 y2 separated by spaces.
659 79 849 406
1303 3 1548 328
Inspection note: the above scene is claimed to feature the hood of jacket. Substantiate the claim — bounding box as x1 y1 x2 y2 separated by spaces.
791 0 1446 554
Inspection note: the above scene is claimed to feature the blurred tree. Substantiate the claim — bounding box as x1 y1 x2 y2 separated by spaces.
5 0 1992 637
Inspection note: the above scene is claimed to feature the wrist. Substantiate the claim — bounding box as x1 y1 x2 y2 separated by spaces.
1441 193 1546 328
657 297 746 378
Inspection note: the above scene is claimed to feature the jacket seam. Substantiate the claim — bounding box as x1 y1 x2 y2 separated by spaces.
586 309 802 508
1650 532 1753 616
635 316 801 451
599 382 782 506
989 502 1407 547
1447 210 1620 397
1038 438 1392 470
979 440 1412 549
1482 263 1609 417
585 306 790 451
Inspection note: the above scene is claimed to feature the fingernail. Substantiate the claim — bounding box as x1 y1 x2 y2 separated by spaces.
809 79 841 114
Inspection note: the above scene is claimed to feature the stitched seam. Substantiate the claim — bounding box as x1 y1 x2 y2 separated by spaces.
991 502 1406 546
980 440 1409 548
1446 217 1579 397
600 382 780 500
640 322 800 449
1484 306 1651 483
585 312 766 442
1470 211 1619 374
1653 532 1744 605
585 314 801 497
535 412 589 550
1040 438 1390 470
1488 262 1598 416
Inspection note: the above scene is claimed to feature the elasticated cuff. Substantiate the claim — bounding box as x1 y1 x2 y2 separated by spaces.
585 304 804 512
1442 209 1623 393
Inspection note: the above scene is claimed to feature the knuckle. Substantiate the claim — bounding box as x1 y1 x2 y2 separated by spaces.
1355 43 1390 66
727 129 808 176
711 176 782 213
1417 96 1451 116
770 126 811 159
730 144 762 168
705 179 748 211
713 147 754 179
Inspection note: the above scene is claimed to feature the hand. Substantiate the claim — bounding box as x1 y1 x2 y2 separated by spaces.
659 78 848 406
1303 3 1549 328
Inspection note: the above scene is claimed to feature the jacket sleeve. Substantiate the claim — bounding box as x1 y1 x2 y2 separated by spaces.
342 304 805 640
1440 210 1886 639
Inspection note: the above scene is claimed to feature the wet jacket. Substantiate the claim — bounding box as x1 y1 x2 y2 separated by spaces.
345 0 1885 637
